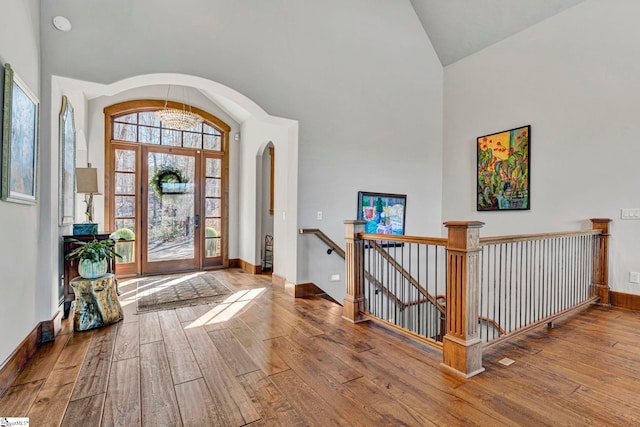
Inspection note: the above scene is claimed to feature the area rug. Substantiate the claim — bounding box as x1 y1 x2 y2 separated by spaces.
136 273 233 313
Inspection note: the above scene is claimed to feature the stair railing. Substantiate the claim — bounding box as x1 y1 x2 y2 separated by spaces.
477 221 609 348
344 222 449 348
299 228 345 258
344 219 611 378
300 228 444 312
299 228 406 307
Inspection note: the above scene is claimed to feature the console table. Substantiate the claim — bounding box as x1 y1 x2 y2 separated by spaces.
63 234 116 318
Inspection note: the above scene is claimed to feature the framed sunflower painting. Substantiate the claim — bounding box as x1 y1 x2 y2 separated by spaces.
477 125 530 211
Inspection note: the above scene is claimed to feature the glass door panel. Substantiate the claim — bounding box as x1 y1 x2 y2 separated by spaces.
204 157 222 261
112 147 138 275
142 148 199 273
203 154 225 267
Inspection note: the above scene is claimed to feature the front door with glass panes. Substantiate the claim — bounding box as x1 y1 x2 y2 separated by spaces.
142 146 198 274
106 101 229 276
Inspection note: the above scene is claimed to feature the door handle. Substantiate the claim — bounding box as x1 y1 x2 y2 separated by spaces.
195 214 200 228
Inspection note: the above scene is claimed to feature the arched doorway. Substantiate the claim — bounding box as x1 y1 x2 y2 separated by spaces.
52 73 300 290
104 100 230 276
260 142 275 272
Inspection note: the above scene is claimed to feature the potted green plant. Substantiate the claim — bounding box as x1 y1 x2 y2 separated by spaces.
205 226 220 257
65 238 122 279
111 228 135 264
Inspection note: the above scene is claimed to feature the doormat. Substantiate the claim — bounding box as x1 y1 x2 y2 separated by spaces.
136 272 233 313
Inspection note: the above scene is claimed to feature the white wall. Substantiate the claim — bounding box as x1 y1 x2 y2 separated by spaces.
40 0 445 302
443 0 640 294
288 2 444 302
0 0 41 366
238 117 298 282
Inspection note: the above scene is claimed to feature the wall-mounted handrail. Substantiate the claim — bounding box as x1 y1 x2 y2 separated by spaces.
299 228 345 258
300 228 446 312
299 228 405 307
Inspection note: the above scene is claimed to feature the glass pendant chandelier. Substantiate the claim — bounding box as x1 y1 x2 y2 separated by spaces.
155 86 204 131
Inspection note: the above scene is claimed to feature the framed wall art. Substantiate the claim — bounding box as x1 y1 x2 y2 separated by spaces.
357 191 406 236
2 63 39 204
59 96 76 224
477 125 530 211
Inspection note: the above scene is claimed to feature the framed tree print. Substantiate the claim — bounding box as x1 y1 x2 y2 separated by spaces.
477 125 530 211
2 64 39 204
59 96 76 224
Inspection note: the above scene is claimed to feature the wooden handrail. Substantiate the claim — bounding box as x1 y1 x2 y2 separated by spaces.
366 272 405 307
299 228 345 258
436 299 503 335
370 241 445 314
480 229 601 245
301 228 445 313
359 233 447 246
479 316 505 336
345 218 610 379
299 228 406 307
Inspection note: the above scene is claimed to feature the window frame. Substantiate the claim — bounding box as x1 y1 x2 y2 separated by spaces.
104 100 231 275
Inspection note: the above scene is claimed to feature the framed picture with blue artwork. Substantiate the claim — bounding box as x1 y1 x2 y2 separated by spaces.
357 191 406 244
2 63 39 204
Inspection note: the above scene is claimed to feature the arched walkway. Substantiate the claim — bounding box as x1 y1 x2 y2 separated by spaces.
51 73 299 285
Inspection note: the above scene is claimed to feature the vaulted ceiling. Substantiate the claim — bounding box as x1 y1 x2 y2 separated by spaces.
409 0 586 66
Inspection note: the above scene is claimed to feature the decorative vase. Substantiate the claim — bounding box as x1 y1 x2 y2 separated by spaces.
73 223 98 235
78 259 108 279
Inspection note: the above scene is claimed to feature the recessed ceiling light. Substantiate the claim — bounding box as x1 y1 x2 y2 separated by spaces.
52 16 72 32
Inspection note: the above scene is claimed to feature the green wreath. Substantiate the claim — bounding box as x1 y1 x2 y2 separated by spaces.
150 166 186 196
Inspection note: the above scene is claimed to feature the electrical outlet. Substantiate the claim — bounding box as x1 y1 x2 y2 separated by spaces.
329 273 340 282
316 211 323 220
630 272 640 284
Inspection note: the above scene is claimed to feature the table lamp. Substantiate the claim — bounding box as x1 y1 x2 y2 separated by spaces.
74 167 101 235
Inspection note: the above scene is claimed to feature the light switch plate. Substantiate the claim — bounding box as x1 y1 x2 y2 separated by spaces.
621 208 640 219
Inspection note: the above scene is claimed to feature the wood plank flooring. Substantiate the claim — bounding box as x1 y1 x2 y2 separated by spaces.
2 268 640 426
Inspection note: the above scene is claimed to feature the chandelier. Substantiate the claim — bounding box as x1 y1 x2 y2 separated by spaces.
155 86 204 131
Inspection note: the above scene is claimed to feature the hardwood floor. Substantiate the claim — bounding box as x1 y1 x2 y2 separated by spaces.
2 268 640 426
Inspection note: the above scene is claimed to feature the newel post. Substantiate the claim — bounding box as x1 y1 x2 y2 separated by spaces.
591 218 612 306
343 220 367 323
442 221 485 378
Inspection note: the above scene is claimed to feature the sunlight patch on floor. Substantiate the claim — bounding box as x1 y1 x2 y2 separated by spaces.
185 287 266 329
136 272 204 298
117 272 206 307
